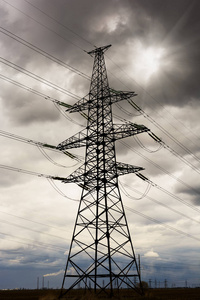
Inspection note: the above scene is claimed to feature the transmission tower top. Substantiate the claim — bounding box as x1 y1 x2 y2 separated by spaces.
87 44 112 56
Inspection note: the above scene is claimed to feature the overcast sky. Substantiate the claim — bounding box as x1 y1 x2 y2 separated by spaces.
0 0 200 290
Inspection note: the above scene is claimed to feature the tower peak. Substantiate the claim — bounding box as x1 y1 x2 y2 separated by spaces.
87 44 111 55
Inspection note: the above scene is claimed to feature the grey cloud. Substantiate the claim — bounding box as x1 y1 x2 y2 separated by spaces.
175 184 200 206
4 0 200 109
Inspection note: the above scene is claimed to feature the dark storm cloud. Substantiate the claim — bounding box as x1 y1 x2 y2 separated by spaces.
2 0 200 109
0 85 60 125
175 184 200 205
121 0 200 107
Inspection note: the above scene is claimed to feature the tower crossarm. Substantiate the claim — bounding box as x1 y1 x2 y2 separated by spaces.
113 122 150 141
109 89 137 104
66 91 137 113
88 44 112 56
66 94 89 113
60 165 85 183
57 129 87 150
116 162 144 176
53 162 144 188
56 165 96 190
57 122 149 151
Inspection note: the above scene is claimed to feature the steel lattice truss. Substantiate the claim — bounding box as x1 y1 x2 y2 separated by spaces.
57 45 149 298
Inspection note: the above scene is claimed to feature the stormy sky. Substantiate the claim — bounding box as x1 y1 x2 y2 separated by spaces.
0 0 200 289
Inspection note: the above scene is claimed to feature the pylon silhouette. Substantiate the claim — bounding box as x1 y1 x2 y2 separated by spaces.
57 45 149 298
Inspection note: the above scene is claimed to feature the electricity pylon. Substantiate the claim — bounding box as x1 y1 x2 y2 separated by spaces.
57 45 149 298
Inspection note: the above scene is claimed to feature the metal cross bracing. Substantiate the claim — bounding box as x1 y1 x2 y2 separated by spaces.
57 45 149 298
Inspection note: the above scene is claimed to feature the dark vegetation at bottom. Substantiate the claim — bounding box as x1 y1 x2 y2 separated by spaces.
0 288 200 300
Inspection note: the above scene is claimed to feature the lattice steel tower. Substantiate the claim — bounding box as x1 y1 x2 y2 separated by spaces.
57 45 149 298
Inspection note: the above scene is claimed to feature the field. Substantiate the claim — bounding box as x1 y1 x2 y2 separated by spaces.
0 288 200 300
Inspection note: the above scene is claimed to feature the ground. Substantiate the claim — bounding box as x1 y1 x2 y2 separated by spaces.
0 288 200 300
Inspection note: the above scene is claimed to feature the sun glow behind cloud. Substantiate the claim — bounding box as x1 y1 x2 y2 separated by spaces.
131 42 166 82
141 47 165 77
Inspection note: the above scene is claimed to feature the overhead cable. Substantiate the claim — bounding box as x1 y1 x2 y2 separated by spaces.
0 163 66 181
124 205 200 243
0 74 88 123
23 0 96 49
119 180 151 200
120 140 200 200
121 181 200 225
0 219 66 240
135 172 200 214
134 134 163 153
36 145 80 169
0 231 66 252
129 99 200 171
0 57 81 100
53 102 85 127
106 53 200 143
0 27 90 80
1 0 86 52
0 209 68 233
47 178 79 202
0 129 82 162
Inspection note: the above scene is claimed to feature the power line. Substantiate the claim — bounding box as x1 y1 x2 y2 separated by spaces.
0 73 58 101
128 100 200 172
0 73 86 125
0 27 198 260
0 163 62 180
0 209 69 233
47 178 80 202
124 205 200 243
1 0 86 52
0 27 90 80
1 161 199 246
134 134 163 153
23 0 96 49
0 231 66 252
0 219 67 241
0 163 81 201
120 140 200 203
0 128 83 163
135 172 200 215
0 128 73 158
106 52 200 143
104 60 200 171
36 145 80 169
0 73 88 123
0 56 81 99
120 180 200 225
0 248 61 260
0 2 198 284
119 180 151 201
53 102 85 127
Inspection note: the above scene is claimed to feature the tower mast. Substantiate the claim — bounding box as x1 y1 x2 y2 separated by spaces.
58 45 149 298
